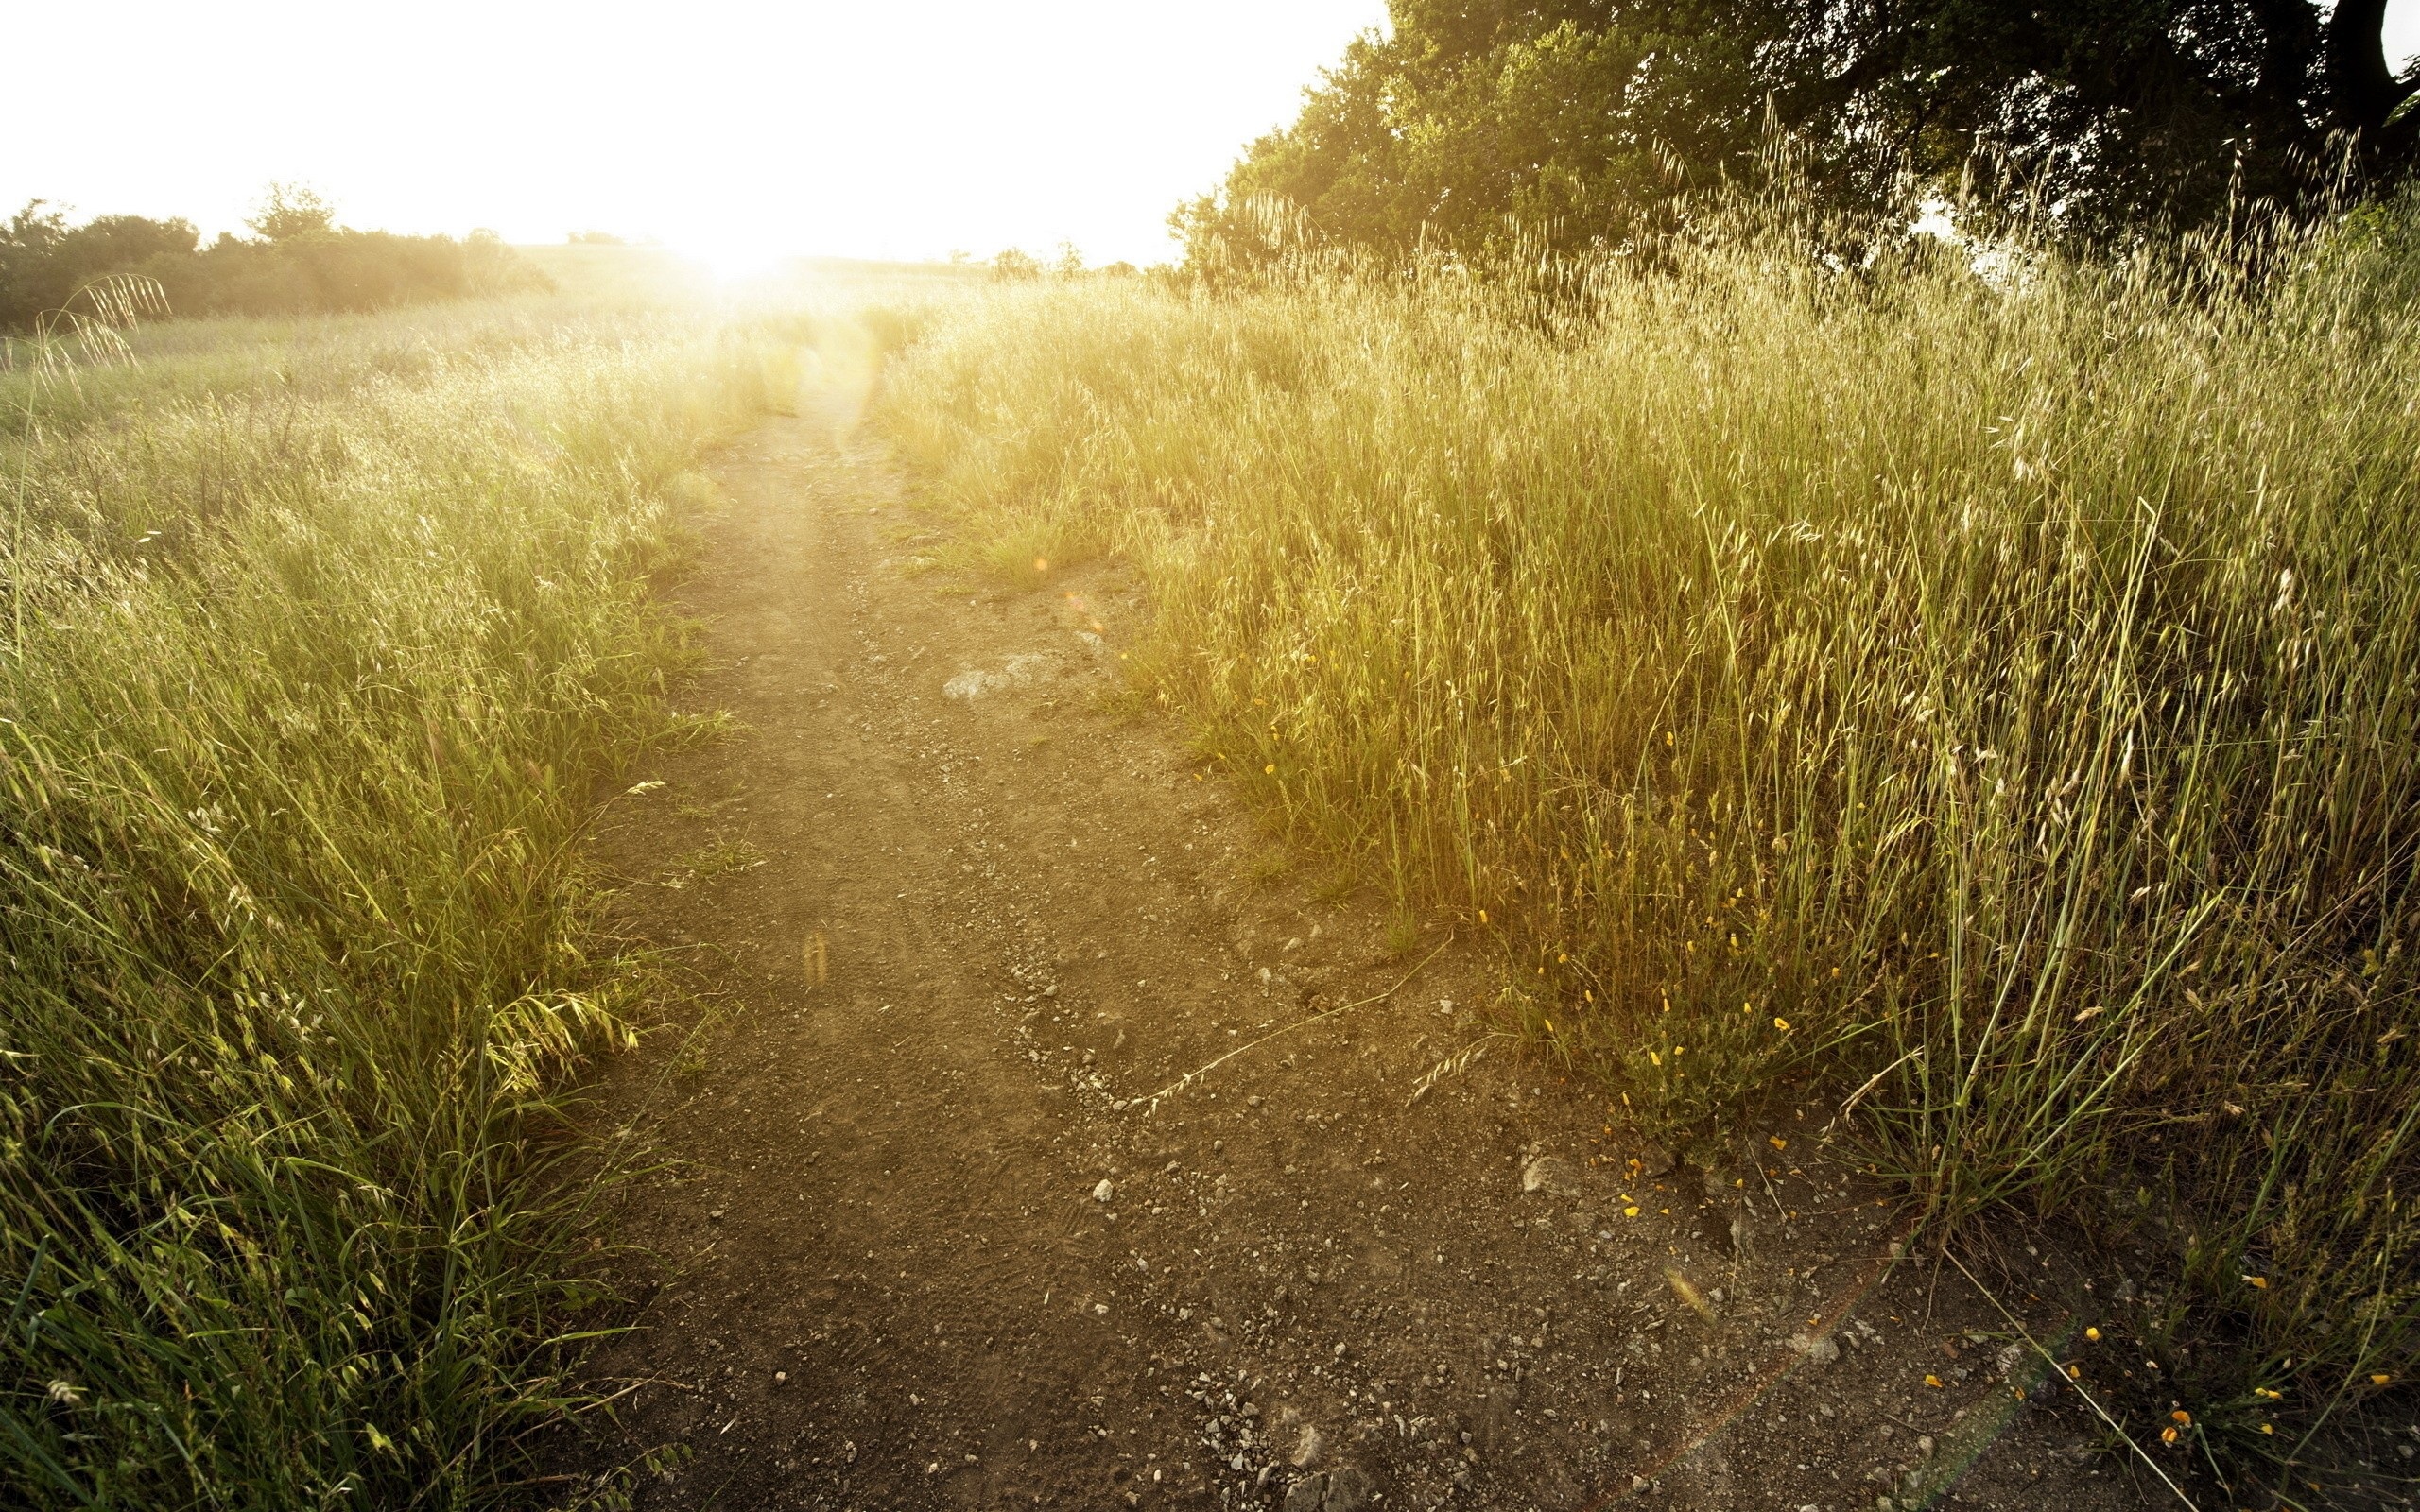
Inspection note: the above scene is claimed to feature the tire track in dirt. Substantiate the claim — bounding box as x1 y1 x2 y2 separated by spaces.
572 389 2158 1512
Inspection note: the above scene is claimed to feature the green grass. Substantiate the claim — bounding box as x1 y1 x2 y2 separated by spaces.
1 300 795 1505
875 198 2420 1485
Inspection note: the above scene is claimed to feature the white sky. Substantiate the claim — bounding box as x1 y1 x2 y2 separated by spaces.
11 2 2419 269
9 1 1387 268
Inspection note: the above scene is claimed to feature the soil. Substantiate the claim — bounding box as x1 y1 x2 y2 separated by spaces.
569 390 2161 1511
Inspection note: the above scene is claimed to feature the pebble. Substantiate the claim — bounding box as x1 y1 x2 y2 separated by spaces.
1284 1465 1372 1512
1094 1178 1115 1202
1730 1209 1759 1257
1520 1156 1587 1198
1789 1332 1841 1366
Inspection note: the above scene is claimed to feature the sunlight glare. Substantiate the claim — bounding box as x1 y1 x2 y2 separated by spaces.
7 1 1389 266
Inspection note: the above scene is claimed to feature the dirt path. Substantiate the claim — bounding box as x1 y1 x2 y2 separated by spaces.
574 391 2155 1512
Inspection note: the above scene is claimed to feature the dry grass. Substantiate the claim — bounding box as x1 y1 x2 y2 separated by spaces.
1 297 796 1504
874 197 2420 1482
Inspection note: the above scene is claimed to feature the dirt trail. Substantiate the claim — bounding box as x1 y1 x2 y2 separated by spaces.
576 388 2154 1511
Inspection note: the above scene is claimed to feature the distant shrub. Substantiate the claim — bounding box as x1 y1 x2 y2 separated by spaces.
0 200 550 330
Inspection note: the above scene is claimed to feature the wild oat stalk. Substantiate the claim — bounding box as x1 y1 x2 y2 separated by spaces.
0 296 793 1506
876 188 2420 1478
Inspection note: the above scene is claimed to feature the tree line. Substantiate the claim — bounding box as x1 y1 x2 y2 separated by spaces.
1178 0 2420 266
1 185 545 332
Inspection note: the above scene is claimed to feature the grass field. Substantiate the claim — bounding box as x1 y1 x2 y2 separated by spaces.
873 199 2420 1467
1 296 795 1505
9 195 2417 1500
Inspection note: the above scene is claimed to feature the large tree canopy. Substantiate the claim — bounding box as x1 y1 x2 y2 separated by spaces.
1178 1 2420 265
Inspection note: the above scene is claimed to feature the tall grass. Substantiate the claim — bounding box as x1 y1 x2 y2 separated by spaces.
876 200 2420 1469
1 304 791 1504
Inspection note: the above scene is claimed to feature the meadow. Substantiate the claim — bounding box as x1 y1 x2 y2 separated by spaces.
874 198 2420 1468
2 293 795 1505
7 189 2417 1503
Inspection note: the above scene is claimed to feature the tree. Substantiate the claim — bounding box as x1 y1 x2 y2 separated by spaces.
1179 1 2420 267
245 182 337 243
1 202 197 328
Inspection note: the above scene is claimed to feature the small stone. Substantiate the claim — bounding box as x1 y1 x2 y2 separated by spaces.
1291 1425 1327 1469
707 1209 726 1223
1323 1465 1374 1511
1521 1156 1586 1198
1638 1143 1676 1177
1789 1332 1841 1366
1284 1474 1330 1512
1094 1179 1115 1202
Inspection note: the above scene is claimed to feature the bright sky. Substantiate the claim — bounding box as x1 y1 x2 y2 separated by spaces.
9 1 1387 269
12 2 2420 270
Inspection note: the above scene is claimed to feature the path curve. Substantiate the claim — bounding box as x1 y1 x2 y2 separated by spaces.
576 391 2152 1512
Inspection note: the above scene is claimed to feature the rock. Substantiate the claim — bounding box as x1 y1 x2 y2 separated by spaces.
1283 1468 1372 1512
1094 1178 1115 1202
1290 1425 1327 1469
1789 1332 1841 1366
1521 1156 1587 1198
1638 1143 1675 1177
1324 1466 1373 1511
942 655 1048 702
1730 1208 1759 1258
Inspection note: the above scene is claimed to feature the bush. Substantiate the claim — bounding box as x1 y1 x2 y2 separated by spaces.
1 202 549 331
